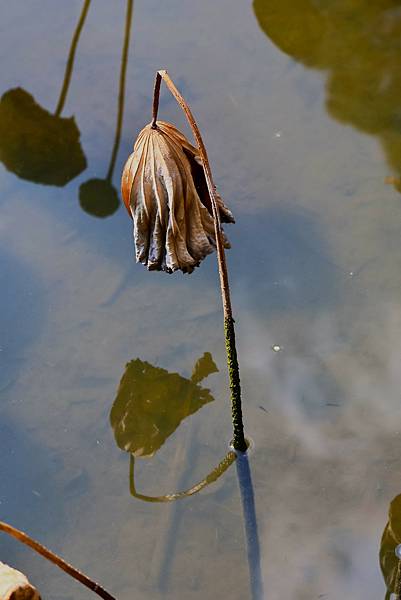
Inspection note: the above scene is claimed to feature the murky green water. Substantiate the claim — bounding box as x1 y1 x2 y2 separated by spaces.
2 1 401 598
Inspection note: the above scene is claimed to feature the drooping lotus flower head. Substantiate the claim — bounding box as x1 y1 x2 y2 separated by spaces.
121 120 234 273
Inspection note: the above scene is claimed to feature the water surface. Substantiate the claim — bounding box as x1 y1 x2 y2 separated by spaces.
1 1 401 598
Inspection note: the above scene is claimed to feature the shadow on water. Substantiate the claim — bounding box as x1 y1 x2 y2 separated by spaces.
110 353 264 598
380 494 401 599
0 0 90 186
253 0 401 193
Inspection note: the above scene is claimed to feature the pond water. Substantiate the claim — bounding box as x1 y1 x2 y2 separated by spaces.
1 1 401 598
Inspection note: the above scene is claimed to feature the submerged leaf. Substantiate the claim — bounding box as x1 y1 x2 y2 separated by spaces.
121 120 234 273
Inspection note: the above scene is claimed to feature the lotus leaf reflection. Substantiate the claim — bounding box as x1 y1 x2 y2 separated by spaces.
110 355 217 457
380 494 401 597
0 88 86 186
253 0 401 193
79 178 120 218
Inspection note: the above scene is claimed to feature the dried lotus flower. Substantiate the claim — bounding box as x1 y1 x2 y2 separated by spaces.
122 120 234 273
121 70 247 452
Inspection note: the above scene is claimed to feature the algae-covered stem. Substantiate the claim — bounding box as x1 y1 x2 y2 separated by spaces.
0 521 116 600
151 70 247 452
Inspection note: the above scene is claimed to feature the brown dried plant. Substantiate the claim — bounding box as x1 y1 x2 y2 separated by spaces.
121 70 247 452
122 120 234 273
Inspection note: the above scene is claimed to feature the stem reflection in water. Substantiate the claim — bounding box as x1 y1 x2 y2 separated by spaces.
79 0 134 217
54 0 92 117
235 450 264 600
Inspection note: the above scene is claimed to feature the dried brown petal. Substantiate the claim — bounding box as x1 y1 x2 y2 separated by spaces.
121 120 234 273
0 562 41 600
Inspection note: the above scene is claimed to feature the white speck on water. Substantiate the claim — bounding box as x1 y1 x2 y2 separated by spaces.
274 130 282 139
32 490 41 497
349 271 354 277
272 345 282 353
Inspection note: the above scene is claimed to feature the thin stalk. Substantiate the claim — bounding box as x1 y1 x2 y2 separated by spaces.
106 0 134 181
150 70 247 451
0 521 116 600
54 0 92 117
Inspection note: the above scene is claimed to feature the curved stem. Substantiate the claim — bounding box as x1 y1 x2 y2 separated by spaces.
106 0 134 181
129 451 236 502
54 0 91 117
0 521 116 600
151 70 246 451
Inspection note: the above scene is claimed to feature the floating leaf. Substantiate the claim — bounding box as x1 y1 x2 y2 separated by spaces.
121 120 234 273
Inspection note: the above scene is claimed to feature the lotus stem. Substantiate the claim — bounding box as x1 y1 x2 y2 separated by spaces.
54 0 92 117
106 0 134 181
0 521 116 600
151 70 247 452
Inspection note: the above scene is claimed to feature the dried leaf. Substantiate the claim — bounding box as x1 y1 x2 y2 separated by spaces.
0 562 41 600
121 120 234 273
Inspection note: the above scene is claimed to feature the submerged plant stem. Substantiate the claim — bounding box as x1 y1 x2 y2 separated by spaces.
0 521 116 600
151 70 247 451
